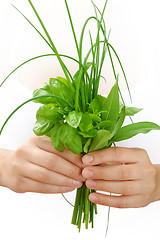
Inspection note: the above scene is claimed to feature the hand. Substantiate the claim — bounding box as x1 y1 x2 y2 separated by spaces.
0 136 84 194
82 147 157 208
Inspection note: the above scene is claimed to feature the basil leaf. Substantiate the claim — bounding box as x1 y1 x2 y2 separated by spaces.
88 95 106 114
36 106 63 121
113 122 160 142
84 138 92 153
102 81 119 122
89 113 101 123
78 129 97 138
51 124 63 152
49 78 74 106
56 76 70 87
95 120 115 132
60 124 82 154
89 130 111 152
79 112 93 132
33 83 55 104
33 119 54 136
65 111 82 128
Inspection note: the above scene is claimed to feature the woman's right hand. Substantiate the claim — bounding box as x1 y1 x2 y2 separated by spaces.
0 136 84 194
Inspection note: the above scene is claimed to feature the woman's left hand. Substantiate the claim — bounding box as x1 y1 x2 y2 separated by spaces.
82 147 158 208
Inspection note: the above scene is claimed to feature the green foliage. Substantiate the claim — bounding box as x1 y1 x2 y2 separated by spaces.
89 130 111 152
65 111 82 128
113 122 160 142
60 124 82 154
33 83 54 104
1 0 160 234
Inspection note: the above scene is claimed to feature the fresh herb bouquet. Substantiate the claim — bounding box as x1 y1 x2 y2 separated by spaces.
1 0 160 233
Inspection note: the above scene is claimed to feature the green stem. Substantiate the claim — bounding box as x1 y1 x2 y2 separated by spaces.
77 184 85 231
71 188 81 225
84 187 90 229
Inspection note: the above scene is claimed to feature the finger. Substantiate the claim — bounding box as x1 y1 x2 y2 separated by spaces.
86 179 144 195
22 162 83 188
82 163 142 181
29 136 83 168
82 147 149 165
23 146 84 181
21 177 76 194
88 192 149 208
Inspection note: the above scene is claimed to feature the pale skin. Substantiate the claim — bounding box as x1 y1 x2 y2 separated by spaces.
0 136 84 194
82 147 160 208
0 135 160 208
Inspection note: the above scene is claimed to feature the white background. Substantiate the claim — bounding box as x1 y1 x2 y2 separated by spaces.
0 1 160 240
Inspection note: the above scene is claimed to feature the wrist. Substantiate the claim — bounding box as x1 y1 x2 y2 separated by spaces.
0 149 13 188
151 164 160 202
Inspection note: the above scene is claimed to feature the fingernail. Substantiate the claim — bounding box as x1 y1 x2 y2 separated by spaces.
82 169 93 178
89 193 98 202
73 180 83 187
82 154 93 164
67 187 75 191
87 180 96 188
79 175 85 181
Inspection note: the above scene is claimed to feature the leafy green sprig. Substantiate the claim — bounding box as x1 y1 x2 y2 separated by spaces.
1 0 160 233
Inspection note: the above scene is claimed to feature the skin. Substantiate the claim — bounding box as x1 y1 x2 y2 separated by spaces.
0 136 84 194
82 147 160 208
1 138 160 209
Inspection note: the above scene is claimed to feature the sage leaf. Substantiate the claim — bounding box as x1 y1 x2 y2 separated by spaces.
113 122 160 142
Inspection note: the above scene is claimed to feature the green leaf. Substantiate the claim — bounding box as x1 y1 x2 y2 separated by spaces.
56 76 70 88
111 106 126 137
119 103 143 116
79 112 93 132
88 95 106 114
60 124 82 154
33 119 54 136
49 78 74 106
89 113 101 123
113 122 160 142
33 83 55 104
51 124 63 152
95 120 114 132
102 81 119 122
89 130 111 152
78 128 97 138
65 111 82 128
125 107 143 116
84 138 92 153
36 106 63 121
